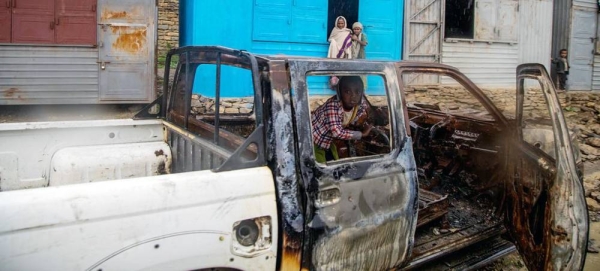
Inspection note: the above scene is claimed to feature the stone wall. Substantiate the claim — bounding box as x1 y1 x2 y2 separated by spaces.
158 0 179 58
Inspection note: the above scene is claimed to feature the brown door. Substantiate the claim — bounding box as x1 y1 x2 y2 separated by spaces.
55 0 96 45
12 0 55 44
0 0 10 42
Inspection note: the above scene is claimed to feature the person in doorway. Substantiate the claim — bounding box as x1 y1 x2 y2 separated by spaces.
327 16 353 60
327 16 353 88
351 21 369 88
351 22 368 59
552 49 569 90
312 76 372 163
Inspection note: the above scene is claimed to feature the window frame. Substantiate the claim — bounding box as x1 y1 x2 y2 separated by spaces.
444 0 519 44
163 47 268 172
289 59 407 169
305 72 394 165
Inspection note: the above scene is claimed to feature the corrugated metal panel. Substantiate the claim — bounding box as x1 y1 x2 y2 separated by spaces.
551 0 571 84
593 55 600 90
552 0 570 58
568 6 596 90
0 45 99 104
518 0 553 72
167 128 228 173
573 0 597 9
441 41 519 87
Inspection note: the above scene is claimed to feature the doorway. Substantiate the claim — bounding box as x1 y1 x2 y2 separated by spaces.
327 0 359 38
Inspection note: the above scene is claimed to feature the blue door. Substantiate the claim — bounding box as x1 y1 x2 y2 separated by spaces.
359 0 403 61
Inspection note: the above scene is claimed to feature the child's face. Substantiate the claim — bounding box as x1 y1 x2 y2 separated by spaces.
353 27 362 35
560 51 568 58
340 82 363 110
337 19 345 29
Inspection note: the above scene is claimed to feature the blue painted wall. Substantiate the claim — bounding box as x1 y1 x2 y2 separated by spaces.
180 0 403 97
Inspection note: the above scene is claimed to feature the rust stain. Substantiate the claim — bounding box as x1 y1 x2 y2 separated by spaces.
109 25 130 34
102 9 128 20
154 149 164 156
281 233 303 271
3 88 18 97
111 28 147 54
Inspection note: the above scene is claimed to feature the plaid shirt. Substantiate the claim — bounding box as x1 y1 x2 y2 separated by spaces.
311 96 368 149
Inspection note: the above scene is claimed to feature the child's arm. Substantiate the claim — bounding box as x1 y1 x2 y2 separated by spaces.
322 103 362 140
327 114 362 140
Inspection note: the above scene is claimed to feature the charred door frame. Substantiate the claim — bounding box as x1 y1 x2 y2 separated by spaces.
289 59 419 270
509 63 589 270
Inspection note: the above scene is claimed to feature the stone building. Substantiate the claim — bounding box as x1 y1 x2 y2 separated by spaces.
158 0 180 58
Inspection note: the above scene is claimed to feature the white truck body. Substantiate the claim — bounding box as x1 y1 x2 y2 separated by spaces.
0 119 278 270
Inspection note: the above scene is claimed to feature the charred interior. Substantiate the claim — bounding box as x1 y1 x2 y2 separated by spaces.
404 105 509 268
158 47 562 270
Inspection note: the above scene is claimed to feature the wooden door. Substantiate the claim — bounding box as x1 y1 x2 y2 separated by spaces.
12 0 55 44
55 0 97 45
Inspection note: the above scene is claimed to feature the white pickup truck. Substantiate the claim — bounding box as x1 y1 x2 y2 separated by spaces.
0 46 589 270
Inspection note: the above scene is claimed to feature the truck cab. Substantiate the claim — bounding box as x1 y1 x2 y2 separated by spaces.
0 46 588 270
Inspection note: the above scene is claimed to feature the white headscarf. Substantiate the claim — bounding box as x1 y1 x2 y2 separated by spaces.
351 22 363 59
327 16 352 59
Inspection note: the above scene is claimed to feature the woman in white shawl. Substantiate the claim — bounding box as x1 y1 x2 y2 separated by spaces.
327 16 353 59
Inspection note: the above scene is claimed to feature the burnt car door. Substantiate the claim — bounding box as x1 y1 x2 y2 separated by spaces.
507 63 588 270
288 59 419 270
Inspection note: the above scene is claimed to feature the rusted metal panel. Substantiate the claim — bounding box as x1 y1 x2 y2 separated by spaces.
98 0 156 102
441 41 518 87
55 0 97 45
518 0 553 72
403 0 443 63
11 0 54 44
0 1 10 43
0 45 99 104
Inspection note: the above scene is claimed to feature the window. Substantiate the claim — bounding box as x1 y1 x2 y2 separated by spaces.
402 71 495 121
445 0 518 42
307 74 392 164
520 78 556 159
445 0 474 39
1 0 96 45
253 0 328 44
166 50 263 171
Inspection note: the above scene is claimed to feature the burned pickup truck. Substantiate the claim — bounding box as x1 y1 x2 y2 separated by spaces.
0 46 588 271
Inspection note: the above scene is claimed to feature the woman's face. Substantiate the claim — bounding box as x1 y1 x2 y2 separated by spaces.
337 19 345 29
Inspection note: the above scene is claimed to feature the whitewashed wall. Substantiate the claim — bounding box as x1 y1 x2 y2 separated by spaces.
441 0 553 89
518 0 553 72
442 42 519 87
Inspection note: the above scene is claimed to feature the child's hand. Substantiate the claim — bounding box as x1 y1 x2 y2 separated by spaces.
351 35 358 41
361 124 373 137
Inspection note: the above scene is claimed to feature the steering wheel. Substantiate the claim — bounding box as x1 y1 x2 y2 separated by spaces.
369 126 390 146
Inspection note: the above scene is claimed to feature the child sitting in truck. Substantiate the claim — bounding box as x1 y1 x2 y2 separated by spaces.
312 76 372 163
